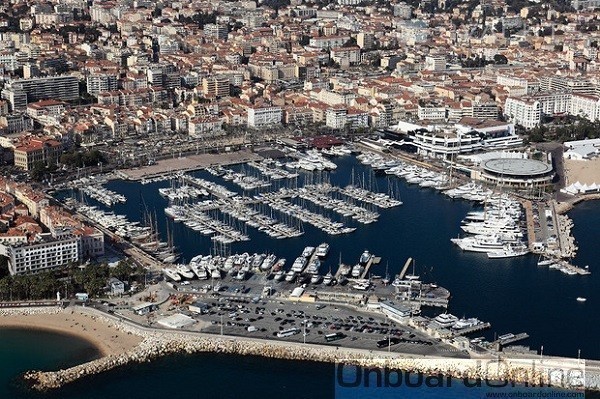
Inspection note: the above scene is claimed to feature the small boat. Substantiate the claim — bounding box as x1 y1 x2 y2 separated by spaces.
310 274 322 284
315 243 330 257
285 270 297 282
273 270 285 281
576 297 587 302
323 270 334 285
537 256 555 267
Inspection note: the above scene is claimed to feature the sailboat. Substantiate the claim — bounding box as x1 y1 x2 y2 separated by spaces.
382 262 391 285
404 259 420 281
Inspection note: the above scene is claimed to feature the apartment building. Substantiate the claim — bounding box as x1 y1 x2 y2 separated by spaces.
1 75 79 110
247 106 282 128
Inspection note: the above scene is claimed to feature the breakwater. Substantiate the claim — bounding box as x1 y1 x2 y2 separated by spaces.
14 307 598 392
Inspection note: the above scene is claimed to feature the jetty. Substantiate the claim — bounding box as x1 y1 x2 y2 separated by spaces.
12 306 600 392
490 333 530 350
398 257 413 280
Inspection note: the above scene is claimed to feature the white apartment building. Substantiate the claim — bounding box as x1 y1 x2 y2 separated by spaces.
317 90 356 106
571 94 600 121
496 75 540 95
0 236 80 275
424 55 446 71
503 97 541 129
412 129 483 159
326 108 347 129
247 106 282 128
86 74 119 97
418 105 447 121
308 36 350 50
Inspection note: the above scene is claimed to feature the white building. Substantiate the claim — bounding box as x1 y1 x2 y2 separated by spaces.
424 55 446 71
247 106 282 128
503 97 541 129
570 94 600 121
326 108 347 129
0 235 80 275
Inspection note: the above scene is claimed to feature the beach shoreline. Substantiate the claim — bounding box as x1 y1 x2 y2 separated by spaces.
1 306 596 392
0 307 142 358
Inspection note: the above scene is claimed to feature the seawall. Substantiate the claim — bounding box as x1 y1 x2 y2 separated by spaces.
14 307 599 392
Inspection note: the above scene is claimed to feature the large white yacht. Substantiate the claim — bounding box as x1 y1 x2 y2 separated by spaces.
433 313 459 328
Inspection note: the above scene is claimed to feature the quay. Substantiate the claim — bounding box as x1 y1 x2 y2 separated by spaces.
118 150 262 181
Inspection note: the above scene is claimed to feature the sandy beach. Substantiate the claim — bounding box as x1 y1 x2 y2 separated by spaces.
564 158 600 186
0 307 141 357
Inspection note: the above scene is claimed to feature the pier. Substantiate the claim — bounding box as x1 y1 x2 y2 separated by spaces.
451 322 491 337
490 333 530 350
360 256 381 279
398 258 413 280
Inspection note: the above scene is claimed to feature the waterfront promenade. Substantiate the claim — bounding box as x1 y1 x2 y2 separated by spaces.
2 306 598 392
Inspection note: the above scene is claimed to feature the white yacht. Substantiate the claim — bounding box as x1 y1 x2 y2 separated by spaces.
260 254 277 271
452 318 481 330
323 271 334 285
315 243 330 257
235 270 246 280
210 268 221 279
306 259 321 274
163 268 182 282
302 246 315 257
433 313 459 328
351 264 364 278
273 270 285 281
285 270 297 282
291 256 307 273
359 250 372 265
176 265 195 279
310 274 322 284
487 245 529 259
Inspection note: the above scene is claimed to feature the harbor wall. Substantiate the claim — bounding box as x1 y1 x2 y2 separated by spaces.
14 307 599 392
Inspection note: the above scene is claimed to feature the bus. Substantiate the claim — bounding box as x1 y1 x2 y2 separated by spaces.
325 332 346 342
277 328 300 338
